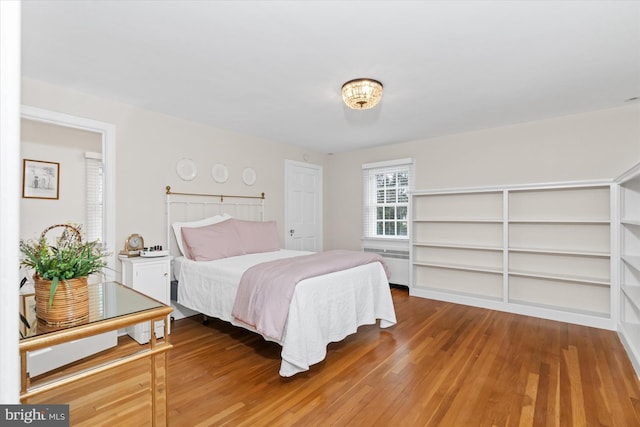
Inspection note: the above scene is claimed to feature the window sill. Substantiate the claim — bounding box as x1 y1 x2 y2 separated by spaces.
362 236 409 242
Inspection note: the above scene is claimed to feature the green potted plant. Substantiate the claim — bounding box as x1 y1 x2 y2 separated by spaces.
19 223 108 325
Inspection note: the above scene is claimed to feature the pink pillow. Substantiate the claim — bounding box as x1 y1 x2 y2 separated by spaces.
172 214 231 256
181 220 246 261
233 219 280 254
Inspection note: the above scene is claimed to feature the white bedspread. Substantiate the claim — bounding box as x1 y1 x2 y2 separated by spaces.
175 249 397 376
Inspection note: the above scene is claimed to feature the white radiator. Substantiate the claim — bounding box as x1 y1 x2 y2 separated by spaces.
363 247 409 286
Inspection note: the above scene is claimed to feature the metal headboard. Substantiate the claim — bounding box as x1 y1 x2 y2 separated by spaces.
165 185 265 255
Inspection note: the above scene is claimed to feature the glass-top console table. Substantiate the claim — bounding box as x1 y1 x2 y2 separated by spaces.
20 281 173 426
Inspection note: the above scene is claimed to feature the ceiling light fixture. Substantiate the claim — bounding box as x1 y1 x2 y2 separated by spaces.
341 78 383 110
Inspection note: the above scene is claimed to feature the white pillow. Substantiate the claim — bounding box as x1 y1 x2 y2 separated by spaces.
171 213 232 256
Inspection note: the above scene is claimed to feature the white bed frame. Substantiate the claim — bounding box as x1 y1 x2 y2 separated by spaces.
165 185 265 256
165 185 267 319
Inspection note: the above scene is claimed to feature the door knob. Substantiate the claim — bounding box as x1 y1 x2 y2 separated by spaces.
289 229 295 236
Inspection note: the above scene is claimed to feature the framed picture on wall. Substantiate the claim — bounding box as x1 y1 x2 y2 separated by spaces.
22 158 60 200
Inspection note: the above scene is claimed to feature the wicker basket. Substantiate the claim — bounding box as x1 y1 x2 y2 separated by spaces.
33 224 90 326
34 275 89 325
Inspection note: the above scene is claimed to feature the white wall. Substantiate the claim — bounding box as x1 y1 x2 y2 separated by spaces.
22 78 327 280
0 0 21 404
21 78 640 259
325 105 640 250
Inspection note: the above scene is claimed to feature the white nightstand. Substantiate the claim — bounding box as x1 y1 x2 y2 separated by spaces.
120 256 171 344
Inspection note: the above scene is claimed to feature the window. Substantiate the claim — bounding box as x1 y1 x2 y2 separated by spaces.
362 158 413 239
85 152 103 243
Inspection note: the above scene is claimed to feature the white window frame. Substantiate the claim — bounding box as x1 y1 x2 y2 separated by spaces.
362 158 414 242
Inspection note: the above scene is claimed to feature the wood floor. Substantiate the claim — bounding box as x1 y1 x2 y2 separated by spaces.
39 287 640 426
164 288 640 426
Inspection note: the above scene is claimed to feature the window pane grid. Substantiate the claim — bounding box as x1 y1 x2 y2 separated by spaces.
363 161 412 239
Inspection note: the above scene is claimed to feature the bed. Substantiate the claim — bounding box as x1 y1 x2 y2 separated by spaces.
165 186 397 376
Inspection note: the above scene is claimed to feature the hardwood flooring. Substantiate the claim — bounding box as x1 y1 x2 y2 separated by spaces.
165 288 640 426
36 288 640 426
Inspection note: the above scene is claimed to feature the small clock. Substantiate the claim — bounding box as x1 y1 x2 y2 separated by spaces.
120 233 144 257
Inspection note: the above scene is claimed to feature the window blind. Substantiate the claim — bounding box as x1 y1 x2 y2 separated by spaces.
362 158 413 239
85 152 103 243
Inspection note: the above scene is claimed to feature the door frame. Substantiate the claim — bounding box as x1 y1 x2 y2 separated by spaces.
284 160 323 251
1 0 21 402
21 106 117 281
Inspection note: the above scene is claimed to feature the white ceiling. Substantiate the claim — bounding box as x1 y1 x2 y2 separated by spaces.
21 1 640 154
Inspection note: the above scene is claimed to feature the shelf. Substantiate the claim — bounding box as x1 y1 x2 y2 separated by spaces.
508 270 609 286
508 247 610 258
413 242 503 252
619 321 640 376
509 299 610 319
413 218 502 223
508 219 609 224
620 320 640 376
413 261 502 274
621 319 640 337
623 256 640 272
412 286 503 303
622 219 640 227
623 285 640 312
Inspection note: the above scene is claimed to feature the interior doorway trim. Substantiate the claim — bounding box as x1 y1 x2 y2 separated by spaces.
21 105 116 280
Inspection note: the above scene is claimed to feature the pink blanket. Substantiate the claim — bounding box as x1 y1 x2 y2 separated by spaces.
231 250 390 340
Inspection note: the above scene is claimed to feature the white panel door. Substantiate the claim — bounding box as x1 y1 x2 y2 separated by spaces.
285 160 322 251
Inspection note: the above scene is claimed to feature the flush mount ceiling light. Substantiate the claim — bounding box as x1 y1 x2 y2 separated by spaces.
341 78 383 110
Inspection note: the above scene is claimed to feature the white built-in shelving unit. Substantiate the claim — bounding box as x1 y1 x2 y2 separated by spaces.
410 181 615 330
618 162 640 376
412 190 504 301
